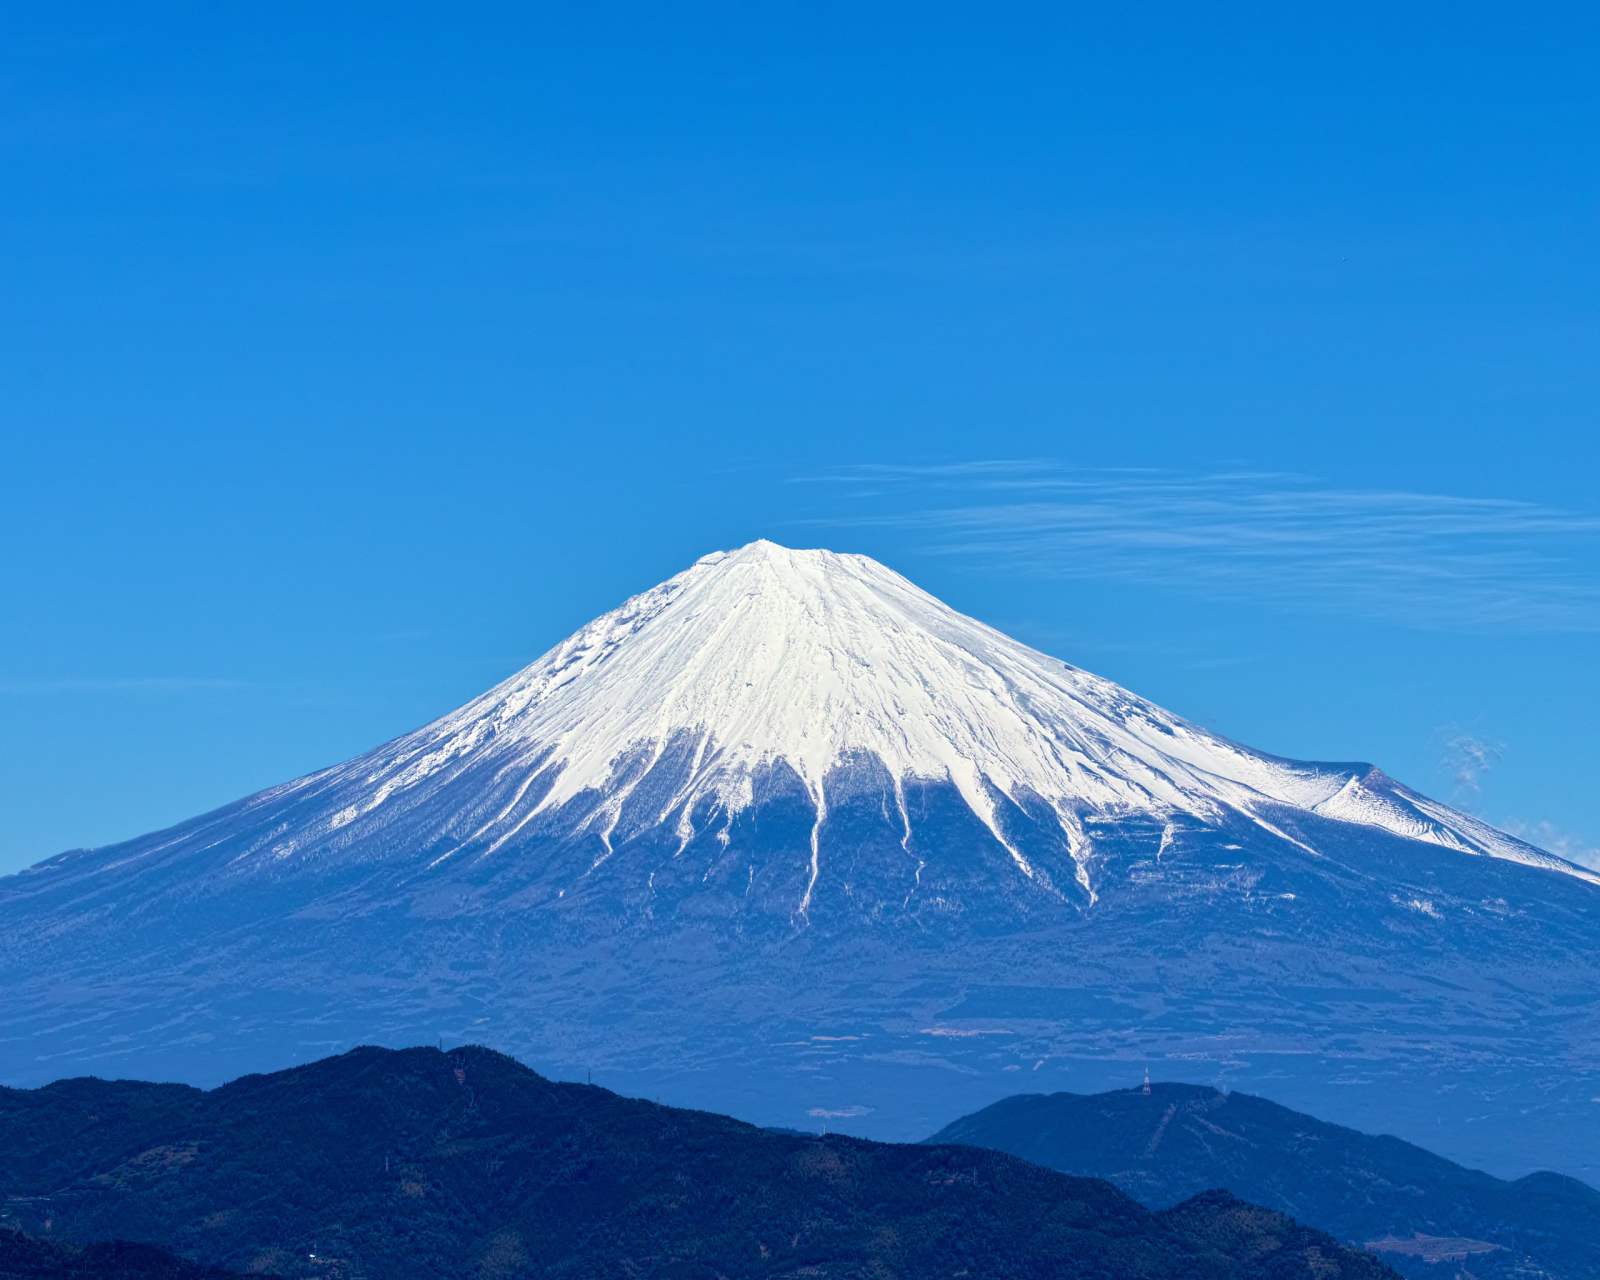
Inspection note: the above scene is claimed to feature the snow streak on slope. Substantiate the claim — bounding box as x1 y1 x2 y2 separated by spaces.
297 540 1588 890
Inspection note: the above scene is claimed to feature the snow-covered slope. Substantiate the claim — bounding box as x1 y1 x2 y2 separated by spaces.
206 540 1584 899
3 541 1598 1183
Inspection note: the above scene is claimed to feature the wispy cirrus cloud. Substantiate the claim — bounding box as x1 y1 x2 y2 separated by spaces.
1437 731 1504 802
1500 820 1600 872
803 463 1600 632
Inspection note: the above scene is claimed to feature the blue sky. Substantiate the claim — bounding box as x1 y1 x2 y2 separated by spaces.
3 3 1599 873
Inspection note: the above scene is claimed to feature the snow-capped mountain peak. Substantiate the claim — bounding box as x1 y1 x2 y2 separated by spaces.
294 540 1585 895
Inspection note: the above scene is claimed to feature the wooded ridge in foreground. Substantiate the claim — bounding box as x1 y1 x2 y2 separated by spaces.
929 1083 1600 1280
0 1229 259 1279
0 1045 1395 1280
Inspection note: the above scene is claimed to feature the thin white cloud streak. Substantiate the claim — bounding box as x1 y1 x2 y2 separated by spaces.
0 678 251 696
807 465 1600 631
1500 820 1600 872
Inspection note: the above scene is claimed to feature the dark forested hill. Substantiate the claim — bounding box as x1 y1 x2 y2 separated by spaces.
0 1046 1394 1280
927 1084 1600 1280
0 1229 261 1279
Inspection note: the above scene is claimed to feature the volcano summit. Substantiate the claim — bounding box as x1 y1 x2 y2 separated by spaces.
2 542 1597 1180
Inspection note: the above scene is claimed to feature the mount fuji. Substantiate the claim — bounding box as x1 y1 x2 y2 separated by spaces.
2 542 1597 1181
